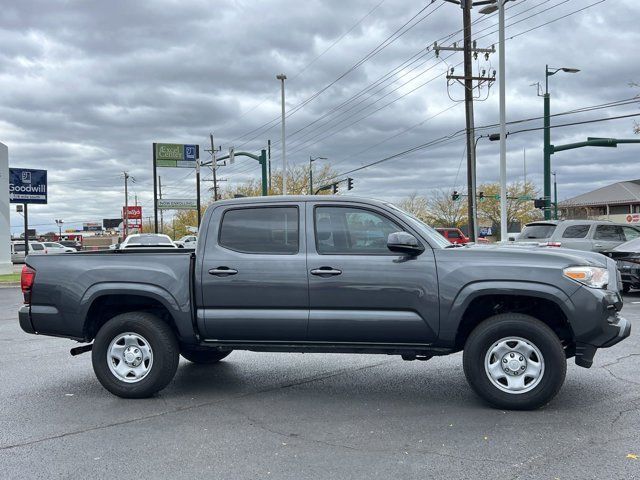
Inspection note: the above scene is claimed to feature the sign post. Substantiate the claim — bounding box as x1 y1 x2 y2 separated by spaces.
0 144 9 274
9 168 47 260
153 143 199 233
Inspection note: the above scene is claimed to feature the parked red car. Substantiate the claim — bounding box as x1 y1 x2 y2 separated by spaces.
436 227 469 244
436 227 489 244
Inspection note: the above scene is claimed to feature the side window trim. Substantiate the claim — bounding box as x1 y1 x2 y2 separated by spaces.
217 205 300 255
312 204 410 256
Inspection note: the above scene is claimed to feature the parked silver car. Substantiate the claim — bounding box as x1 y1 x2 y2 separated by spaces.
516 220 640 252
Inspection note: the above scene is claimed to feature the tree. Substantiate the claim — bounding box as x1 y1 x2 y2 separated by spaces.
476 181 542 230
221 163 338 198
398 181 541 231
168 163 341 239
398 190 467 227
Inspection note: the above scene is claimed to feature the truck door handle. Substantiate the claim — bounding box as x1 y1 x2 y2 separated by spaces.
208 267 238 276
310 267 342 276
594 244 603 248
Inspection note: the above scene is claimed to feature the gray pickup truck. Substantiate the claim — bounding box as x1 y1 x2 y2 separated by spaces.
18 196 630 410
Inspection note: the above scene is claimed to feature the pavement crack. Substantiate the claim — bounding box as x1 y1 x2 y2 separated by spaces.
0 359 394 452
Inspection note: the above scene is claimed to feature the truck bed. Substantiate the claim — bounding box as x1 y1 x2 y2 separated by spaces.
24 251 195 341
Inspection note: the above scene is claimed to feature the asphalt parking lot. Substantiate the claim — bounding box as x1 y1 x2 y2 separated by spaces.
0 286 638 479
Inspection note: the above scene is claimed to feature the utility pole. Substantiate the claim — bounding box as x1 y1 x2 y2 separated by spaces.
123 171 129 238
438 0 496 241
158 175 163 233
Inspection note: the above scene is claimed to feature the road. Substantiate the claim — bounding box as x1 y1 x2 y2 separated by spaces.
0 286 638 479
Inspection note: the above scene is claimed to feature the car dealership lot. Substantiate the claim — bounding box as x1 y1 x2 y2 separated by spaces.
0 286 638 479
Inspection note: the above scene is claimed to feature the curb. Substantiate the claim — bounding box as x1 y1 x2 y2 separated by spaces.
0 282 20 288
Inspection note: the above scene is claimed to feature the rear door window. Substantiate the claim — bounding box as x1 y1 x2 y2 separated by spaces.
520 224 557 239
31 244 44 251
561 225 590 239
219 207 299 254
594 225 623 241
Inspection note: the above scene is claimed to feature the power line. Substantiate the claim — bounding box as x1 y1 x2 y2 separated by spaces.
242 0 574 162
219 0 389 139
326 109 640 180
229 1 442 146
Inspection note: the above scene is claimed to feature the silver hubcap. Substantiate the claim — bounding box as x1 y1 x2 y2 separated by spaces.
107 332 153 383
484 336 544 394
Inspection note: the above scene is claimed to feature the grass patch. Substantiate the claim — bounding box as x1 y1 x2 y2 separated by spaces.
0 273 20 283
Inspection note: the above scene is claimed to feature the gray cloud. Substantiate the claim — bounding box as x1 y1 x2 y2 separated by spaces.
1 0 639 233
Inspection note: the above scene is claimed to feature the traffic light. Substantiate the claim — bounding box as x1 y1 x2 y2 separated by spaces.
478 191 484 201
347 177 354 190
452 190 460 201
534 198 546 209
332 183 338 194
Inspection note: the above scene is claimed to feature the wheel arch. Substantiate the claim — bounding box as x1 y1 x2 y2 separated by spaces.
443 282 576 352
80 283 196 343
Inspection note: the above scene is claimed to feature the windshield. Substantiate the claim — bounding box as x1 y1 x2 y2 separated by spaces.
613 237 640 252
519 224 557 240
385 203 451 249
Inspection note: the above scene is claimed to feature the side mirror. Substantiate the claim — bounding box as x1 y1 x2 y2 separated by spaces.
387 232 425 256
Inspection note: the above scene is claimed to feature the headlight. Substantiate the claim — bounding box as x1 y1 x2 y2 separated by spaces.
563 266 609 289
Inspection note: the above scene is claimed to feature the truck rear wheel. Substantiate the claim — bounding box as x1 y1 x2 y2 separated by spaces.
463 313 566 410
180 348 232 364
91 312 179 398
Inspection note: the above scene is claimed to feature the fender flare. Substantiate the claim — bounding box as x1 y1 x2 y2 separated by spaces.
79 282 195 342
441 280 575 345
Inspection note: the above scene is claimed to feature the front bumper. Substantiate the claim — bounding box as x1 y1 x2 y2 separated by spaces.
571 287 631 368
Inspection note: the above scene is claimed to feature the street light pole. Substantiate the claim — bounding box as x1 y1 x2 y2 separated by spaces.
543 65 580 219
309 155 327 195
498 0 507 241
552 171 558 220
276 74 287 195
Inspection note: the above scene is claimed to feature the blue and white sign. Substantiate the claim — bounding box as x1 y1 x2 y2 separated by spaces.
9 168 47 204
184 144 197 161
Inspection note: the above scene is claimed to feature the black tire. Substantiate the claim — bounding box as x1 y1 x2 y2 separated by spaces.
622 283 631 294
463 313 566 410
180 348 232 364
91 311 179 398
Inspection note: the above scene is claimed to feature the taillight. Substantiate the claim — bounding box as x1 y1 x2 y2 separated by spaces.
21 265 36 304
544 242 562 247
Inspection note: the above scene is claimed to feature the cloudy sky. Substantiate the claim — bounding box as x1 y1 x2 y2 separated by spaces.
1 0 639 234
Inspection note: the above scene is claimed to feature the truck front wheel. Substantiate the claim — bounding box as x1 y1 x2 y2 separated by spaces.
463 313 567 410
180 348 232 364
91 312 179 398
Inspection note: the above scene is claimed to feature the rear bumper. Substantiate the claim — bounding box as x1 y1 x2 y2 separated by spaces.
18 305 36 334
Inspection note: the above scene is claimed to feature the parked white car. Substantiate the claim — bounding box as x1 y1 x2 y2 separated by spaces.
174 235 197 249
42 242 76 254
116 234 177 249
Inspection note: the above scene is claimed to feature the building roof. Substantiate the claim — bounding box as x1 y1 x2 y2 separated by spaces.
561 179 640 207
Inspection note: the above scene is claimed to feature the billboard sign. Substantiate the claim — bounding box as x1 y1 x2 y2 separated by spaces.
157 198 198 210
123 206 142 229
82 222 102 232
155 143 199 168
9 168 47 204
103 218 122 229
